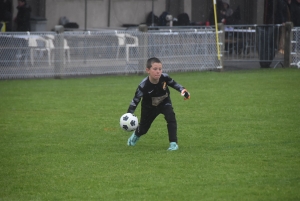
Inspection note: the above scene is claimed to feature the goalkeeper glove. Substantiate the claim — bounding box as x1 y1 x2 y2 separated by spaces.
181 89 190 100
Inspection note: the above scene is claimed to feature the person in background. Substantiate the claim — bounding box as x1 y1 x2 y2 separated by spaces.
208 0 233 25
291 0 300 27
220 0 233 24
14 0 31 31
209 0 224 25
0 1 5 22
0 0 12 31
275 0 292 54
275 0 291 25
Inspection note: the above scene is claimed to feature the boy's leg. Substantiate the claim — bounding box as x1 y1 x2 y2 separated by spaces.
162 105 177 143
135 106 159 137
128 106 159 146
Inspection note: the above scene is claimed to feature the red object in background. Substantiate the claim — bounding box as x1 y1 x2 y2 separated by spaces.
206 21 210 26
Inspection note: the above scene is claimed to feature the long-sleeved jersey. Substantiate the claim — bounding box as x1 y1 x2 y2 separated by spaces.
127 73 185 114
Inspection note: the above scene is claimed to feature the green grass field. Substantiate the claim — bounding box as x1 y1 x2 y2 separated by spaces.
0 68 299 201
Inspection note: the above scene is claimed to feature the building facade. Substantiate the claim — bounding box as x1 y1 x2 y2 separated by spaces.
9 0 265 31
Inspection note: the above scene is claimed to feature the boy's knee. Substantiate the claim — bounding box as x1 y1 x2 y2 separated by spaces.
165 110 176 122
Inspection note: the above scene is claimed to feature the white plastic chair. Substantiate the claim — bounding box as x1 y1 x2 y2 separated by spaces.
12 34 51 66
44 35 71 64
30 37 52 66
63 39 71 63
115 32 138 62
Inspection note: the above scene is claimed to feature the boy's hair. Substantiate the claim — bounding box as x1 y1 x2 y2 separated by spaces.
146 57 161 69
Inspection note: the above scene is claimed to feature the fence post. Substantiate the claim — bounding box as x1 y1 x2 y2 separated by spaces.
284 22 292 68
218 23 225 71
54 25 64 79
138 24 148 74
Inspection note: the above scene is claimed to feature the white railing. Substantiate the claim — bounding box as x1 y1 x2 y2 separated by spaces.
291 27 300 68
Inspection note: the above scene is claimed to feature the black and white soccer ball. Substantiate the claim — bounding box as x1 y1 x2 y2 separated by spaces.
120 113 138 132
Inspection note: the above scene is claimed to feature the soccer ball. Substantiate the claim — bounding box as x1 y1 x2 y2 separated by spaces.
120 113 138 132
297 61 300 69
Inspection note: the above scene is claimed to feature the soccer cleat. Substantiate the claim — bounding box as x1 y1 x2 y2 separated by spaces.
167 142 179 151
127 132 139 146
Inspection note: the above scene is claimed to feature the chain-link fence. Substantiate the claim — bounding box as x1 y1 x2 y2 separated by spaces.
0 25 298 79
291 27 300 68
0 28 221 79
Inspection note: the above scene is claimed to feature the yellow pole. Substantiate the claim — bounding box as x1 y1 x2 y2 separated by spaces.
1 22 6 32
213 0 221 60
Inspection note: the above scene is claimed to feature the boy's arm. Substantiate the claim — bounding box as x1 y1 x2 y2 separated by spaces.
127 86 143 114
164 73 190 100
164 73 184 92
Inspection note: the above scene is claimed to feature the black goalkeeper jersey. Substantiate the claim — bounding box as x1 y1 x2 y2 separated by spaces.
127 73 185 114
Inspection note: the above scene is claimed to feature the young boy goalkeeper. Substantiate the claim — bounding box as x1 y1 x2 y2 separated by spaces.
126 57 190 151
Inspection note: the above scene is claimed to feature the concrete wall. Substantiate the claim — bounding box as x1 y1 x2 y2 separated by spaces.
45 0 168 31
10 0 264 31
31 0 195 31
184 0 192 19
11 0 168 31
46 0 107 30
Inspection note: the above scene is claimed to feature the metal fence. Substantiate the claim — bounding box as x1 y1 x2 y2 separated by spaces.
291 27 300 68
0 28 221 79
0 24 299 79
222 24 285 68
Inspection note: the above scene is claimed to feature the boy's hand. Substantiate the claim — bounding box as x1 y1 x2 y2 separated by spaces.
181 89 190 100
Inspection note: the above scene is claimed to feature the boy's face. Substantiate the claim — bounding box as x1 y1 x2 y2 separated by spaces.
146 62 162 83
